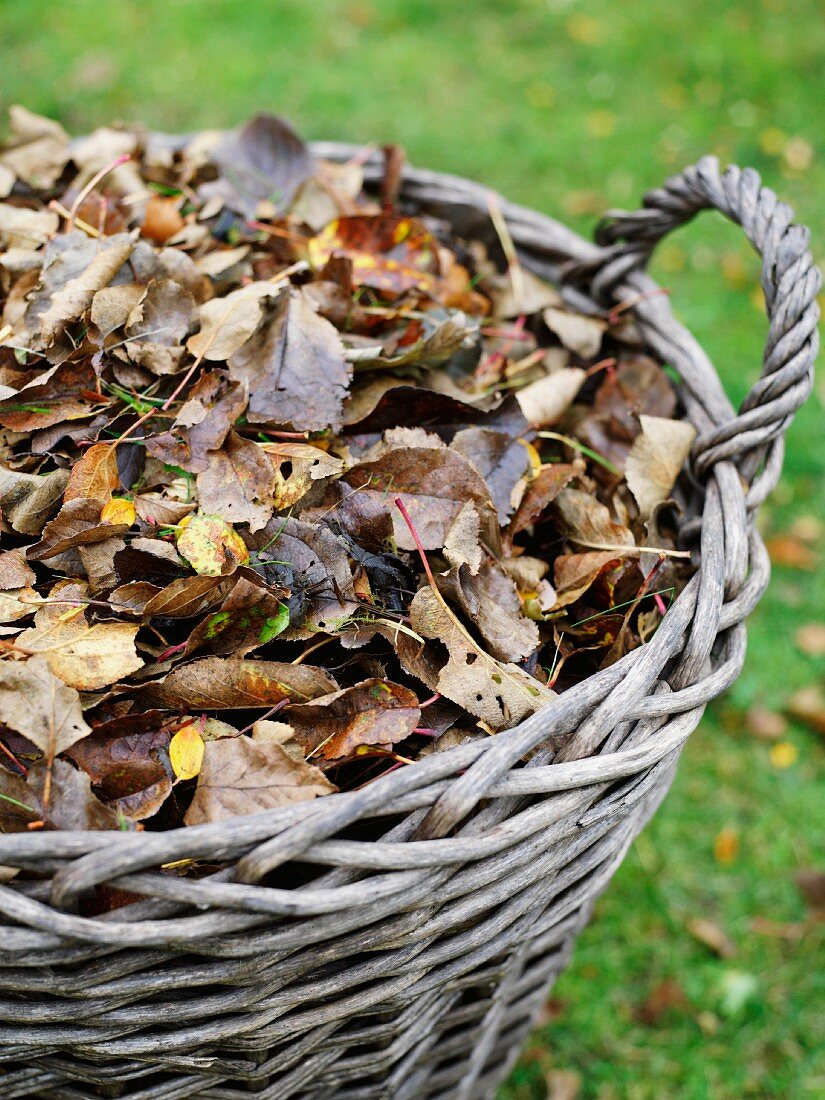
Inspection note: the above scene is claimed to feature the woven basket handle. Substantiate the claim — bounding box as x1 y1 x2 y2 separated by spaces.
590 155 820 479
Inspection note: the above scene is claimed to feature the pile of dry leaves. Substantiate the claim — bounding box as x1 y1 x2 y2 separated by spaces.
0 109 698 835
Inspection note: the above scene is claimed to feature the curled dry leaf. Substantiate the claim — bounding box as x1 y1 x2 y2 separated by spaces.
516 368 585 428
625 414 697 520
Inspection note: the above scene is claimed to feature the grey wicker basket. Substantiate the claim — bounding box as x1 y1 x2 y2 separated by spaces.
0 145 819 1100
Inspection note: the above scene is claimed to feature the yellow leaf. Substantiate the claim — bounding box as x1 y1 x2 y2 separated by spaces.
769 742 798 769
714 826 739 865
100 497 136 526
177 513 249 576
170 724 205 781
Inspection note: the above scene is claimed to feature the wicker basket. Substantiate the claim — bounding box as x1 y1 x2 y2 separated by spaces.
0 145 819 1100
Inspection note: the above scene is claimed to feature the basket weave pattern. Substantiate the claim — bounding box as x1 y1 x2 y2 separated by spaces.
0 149 819 1100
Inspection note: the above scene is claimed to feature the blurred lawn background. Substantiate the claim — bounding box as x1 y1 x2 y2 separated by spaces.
1 2 823 1097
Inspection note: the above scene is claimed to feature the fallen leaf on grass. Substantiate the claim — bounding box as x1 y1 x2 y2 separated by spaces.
686 917 736 958
184 736 335 825
785 685 825 736
795 622 825 657
634 978 689 1024
769 741 798 768
765 534 819 570
795 869 825 918
544 1068 582 1100
744 707 787 740
713 826 739 865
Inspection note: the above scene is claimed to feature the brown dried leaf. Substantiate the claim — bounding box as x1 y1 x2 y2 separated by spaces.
124 277 197 375
686 917 736 958
786 686 825 736
0 361 103 432
0 757 124 832
765 534 819 571
543 306 606 358
337 443 498 552
516 368 585 427
258 441 344 510
554 488 634 552
195 431 276 532
795 622 825 657
187 281 278 361
444 502 483 575
27 498 132 559
0 464 68 535
229 289 352 431
184 736 335 825
181 575 289 658
145 657 338 711
796 869 825 916
625 415 696 520
0 105 70 189
249 516 359 638
0 548 36 590
36 233 135 345
505 462 577 544
287 679 421 759
399 585 553 729
64 442 120 503
18 587 143 690
450 428 531 524
66 712 173 821
146 370 246 473
0 654 91 756
208 113 314 218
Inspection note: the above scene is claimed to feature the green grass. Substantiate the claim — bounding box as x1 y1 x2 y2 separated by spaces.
1 2 823 1096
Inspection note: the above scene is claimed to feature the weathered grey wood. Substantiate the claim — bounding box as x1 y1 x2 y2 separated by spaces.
0 142 818 1099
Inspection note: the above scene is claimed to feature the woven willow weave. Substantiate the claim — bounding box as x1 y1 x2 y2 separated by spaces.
0 145 819 1100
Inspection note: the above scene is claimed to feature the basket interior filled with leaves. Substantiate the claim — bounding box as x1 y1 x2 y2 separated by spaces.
0 110 704 839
